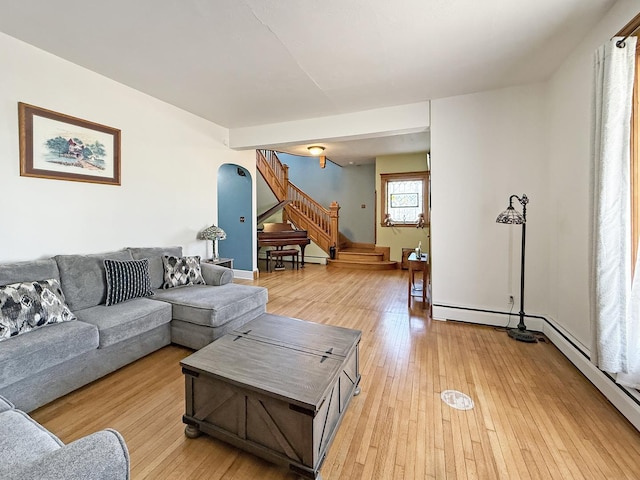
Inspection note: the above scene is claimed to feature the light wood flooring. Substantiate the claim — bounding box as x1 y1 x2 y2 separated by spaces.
32 264 640 479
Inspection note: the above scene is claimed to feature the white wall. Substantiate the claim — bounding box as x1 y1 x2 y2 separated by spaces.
430 0 640 349
431 83 550 324
0 32 255 267
430 0 640 387
546 0 640 350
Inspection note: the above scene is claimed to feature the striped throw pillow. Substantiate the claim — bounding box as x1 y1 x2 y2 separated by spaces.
104 259 154 306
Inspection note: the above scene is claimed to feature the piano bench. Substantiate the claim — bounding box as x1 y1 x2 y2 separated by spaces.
267 248 299 272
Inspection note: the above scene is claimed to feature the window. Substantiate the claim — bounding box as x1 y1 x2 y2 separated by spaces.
380 171 429 226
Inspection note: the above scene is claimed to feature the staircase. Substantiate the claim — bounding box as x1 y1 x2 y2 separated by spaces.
256 150 398 270
257 150 339 254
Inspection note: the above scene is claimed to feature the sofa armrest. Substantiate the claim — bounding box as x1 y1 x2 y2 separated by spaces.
200 262 233 286
5 429 130 480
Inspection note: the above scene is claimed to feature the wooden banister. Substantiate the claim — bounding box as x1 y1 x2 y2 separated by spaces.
257 150 287 201
256 150 340 255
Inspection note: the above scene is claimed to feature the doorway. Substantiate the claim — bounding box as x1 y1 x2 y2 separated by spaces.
217 164 253 271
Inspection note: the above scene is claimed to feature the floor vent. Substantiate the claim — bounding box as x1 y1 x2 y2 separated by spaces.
440 390 474 410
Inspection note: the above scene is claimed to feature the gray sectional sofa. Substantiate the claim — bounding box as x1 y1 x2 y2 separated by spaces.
0 394 129 479
0 246 268 413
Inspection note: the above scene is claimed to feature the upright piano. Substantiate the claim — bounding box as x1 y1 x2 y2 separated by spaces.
257 223 311 266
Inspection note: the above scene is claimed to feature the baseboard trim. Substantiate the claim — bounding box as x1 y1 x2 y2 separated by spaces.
432 304 544 332
433 303 640 431
232 269 254 280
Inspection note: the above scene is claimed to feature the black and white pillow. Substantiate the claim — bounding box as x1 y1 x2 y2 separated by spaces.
162 255 205 289
104 259 154 306
0 279 76 342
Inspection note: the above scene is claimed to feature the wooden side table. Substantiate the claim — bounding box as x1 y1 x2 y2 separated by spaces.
408 252 429 309
204 258 233 268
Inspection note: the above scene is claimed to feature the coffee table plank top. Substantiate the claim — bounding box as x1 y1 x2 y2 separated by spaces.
235 313 361 358
182 334 345 410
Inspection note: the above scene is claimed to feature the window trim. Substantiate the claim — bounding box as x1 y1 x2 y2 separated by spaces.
632 40 639 271
618 14 640 270
379 171 430 227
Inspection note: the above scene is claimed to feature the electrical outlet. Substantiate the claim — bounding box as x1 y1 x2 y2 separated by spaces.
508 295 514 305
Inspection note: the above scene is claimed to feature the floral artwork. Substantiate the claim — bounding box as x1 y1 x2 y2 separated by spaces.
19 102 121 185
44 134 108 171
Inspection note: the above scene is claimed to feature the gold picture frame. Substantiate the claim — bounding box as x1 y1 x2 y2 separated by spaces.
19 102 121 185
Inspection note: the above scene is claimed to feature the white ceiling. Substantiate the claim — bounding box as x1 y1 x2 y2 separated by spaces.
281 132 431 165
0 0 615 164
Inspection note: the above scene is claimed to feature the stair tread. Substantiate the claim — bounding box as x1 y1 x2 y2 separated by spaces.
339 251 383 256
337 258 384 263
330 259 396 264
340 248 378 253
327 259 398 271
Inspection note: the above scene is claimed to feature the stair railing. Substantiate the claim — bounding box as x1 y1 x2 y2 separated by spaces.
256 149 287 200
256 149 340 255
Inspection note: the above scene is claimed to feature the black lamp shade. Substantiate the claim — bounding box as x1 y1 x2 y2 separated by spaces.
496 206 525 224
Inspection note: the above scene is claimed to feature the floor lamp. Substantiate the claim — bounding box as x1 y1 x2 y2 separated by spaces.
496 194 537 343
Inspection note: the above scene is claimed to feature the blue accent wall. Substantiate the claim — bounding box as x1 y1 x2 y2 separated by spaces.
278 153 376 243
217 164 252 270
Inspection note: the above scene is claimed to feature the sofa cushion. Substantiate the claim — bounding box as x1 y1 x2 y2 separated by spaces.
75 298 172 348
162 255 205 289
152 284 268 328
0 259 60 285
128 246 182 289
171 306 266 350
55 250 134 311
0 279 76 342
0 409 63 472
104 259 154 306
0 320 98 389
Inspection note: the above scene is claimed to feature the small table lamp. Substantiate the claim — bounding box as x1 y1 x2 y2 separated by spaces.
199 224 227 261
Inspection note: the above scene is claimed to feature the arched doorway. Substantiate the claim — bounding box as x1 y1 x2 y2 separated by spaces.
217 164 252 271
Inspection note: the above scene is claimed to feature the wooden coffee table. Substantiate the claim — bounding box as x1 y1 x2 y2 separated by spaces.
181 313 361 480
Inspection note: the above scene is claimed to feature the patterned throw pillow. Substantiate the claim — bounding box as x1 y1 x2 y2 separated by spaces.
0 279 76 342
162 255 205 289
104 259 154 306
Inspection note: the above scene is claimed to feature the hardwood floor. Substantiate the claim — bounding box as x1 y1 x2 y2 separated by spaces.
32 264 640 479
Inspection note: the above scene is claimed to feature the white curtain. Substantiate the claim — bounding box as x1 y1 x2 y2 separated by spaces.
590 36 638 387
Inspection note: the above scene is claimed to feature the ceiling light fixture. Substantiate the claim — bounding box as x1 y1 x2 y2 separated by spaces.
307 146 325 156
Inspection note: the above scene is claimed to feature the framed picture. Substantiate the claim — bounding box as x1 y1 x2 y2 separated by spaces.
18 102 121 185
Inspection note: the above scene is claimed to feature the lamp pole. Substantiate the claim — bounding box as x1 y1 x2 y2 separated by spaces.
509 194 535 343
516 195 528 335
